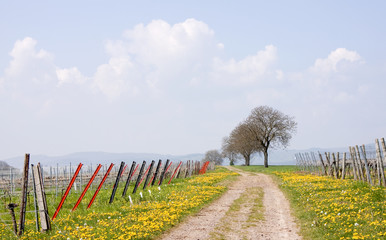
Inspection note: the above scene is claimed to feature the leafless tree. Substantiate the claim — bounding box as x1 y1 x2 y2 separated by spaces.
202 150 223 165
246 106 297 168
221 136 240 165
223 122 261 166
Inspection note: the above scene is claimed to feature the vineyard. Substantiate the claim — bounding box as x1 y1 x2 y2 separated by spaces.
0 158 238 239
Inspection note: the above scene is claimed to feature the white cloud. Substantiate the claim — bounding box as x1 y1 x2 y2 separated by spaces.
211 45 278 85
92 18 222 98
311 48 361 73
93 57 139 99
5 37 56 85
56 67 88 86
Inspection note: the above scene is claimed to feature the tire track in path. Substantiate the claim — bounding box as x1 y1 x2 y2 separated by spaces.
158 167 302 240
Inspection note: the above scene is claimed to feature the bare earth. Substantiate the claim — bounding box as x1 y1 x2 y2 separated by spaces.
158 167 302 240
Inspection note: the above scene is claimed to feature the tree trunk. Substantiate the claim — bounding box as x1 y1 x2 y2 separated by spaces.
264 150 269 168
244 154 250 166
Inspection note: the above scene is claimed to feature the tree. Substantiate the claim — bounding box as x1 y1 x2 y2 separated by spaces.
246 106 297 168
202 150 223 165
222 122 261 166
221 137 240 165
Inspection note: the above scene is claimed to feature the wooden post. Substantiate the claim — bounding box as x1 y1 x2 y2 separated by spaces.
318 152 327 175
378 138 386 185
341 152 347 179
31 164 40 231
375 139 386 186
324 152 332 176
33 164 50 231
355 145 365 181
360 145 373 185
336 152 340 179
349 147 358 181
331 153 338 179
7 203 18 235
18 153 30 236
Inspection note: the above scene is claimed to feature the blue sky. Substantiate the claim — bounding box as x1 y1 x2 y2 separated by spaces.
1 1 386 159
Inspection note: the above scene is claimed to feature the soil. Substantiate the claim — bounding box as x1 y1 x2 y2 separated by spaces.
158 166 302 240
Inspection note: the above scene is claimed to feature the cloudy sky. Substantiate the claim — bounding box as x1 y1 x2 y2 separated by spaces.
1 1 385 160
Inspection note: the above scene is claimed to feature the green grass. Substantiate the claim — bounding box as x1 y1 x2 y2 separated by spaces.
0 166 238 239
234 165 297 174
209 186 264 240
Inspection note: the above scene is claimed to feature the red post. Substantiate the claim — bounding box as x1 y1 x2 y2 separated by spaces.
203 161 210 174
87 163 114 209
168 161 182 184
72 164 102 211
52 163 83 220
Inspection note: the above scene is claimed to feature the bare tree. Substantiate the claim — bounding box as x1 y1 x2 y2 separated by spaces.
223 122 261 166
221 136 240 165
246 106 297 168
202 150 223 165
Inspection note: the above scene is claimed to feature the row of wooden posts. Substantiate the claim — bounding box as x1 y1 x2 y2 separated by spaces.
4 155 212 236
295 138 386 186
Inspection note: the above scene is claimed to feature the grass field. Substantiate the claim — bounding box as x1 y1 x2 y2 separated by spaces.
0 167 238 239
237 165 386 240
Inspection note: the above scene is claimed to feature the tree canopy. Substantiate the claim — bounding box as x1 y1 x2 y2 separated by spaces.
222 106 297 167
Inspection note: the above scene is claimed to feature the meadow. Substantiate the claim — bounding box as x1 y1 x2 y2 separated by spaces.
0 167 238 240
237 165 386 240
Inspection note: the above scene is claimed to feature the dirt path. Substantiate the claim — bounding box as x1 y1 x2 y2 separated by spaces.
158 167 302 240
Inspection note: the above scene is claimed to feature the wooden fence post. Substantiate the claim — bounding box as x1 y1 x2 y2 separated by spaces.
355 145 365 181
32 164 51 231
375 139 386 186
349 147 358 181
341 152 347 179
318 152 327 175
18 153 30 236
360 145 373 186
378 138 386 185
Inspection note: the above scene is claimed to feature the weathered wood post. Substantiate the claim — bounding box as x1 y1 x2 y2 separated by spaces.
360 145 373 185
18 153 30 236
7 203 18 235
318 152 327 175
355 145 365 181
349 147 359 181
341 152 347 179
375 139 386 186
378 138 386 185
33 164 51 231
31 164 40 231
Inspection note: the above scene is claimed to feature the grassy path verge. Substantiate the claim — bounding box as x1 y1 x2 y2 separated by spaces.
237 165 386 240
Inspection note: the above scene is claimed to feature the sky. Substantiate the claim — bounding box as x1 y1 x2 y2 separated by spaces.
1 1 386 160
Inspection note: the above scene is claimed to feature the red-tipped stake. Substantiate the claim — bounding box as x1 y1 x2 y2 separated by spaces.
72 164 101 212
87 163 114 209
52 163 83 220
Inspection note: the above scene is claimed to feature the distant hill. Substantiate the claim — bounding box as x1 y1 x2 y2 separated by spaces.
0 145 363 170
0 152 205 169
